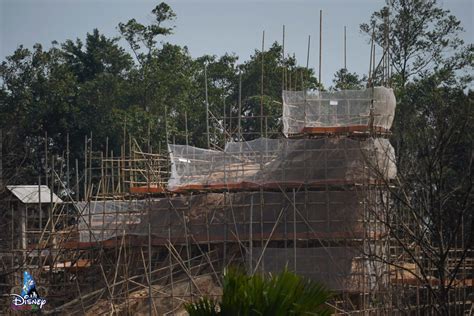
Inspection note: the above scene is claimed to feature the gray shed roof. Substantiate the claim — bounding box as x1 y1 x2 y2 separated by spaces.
6 185 63 204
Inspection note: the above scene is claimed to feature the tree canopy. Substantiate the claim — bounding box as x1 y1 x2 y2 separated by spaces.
0 1 472 314
0 3 320 186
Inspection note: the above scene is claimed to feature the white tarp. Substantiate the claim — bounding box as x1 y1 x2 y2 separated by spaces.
282 87 396 136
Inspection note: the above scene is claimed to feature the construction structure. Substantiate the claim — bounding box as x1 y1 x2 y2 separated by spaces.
0 85 472 316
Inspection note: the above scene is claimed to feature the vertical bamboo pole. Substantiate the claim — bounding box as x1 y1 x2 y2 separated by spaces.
372 38 376 83
238 70 242 141
38 176 42 230
184 202 193 300
204 64 210 148
165 105 169 146
368 29 375 86
105 137 109 195
293 189 297 271
66 133 70 192
319 10 323 86
50 156 54 237
306 35 311 70
111 150 115 195
260 30 265 137
185 111 189 146
89 132 93 198
129 134 132 190
223 93 226 142
120 125 124 194
45 131 48 187
148 223 152 316
168 225 174 311
147 120 151 153
249 195 253 272
228 95 232 141
75 159 79 201
282 25 286 91
84 135 87 200
344 26 347 70
223 192 227 267
101 152 104 196
21 205 26 262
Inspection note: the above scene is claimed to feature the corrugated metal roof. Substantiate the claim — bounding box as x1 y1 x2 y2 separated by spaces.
6 185 63 204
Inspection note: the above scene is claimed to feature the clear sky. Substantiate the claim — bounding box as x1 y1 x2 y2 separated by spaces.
1 0 472 87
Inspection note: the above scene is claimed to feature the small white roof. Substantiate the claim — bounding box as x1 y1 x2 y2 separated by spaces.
6 185 63 204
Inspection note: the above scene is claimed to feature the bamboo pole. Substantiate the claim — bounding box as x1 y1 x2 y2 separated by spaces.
66 133 70 192
238 70 242 141
89 131 93 197
148 223 152 316
185 111 189 146
344 26 347 70
204 64 210 148
75 159 79 201
306 35 311 69
319 10 323 85
45 131 48 187
282 25 286 91
293 189 297 271
260 30 265 137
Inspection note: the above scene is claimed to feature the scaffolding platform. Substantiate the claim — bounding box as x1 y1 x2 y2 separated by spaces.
282 87 396 136
168 137 396 192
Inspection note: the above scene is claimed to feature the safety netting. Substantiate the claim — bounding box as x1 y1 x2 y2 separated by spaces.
77 190 385 242
76 190 387 291
168 137 396 191
282 86 396 136
76 200 147 243
78 191 372 243
252 247 383 292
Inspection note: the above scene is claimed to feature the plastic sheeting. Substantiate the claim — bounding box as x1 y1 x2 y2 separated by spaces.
282 87 396 136
252 247 356 291
252 246 385 292
76 200 147 243
76 190 387 291
168 137 396 191
77 190 385 243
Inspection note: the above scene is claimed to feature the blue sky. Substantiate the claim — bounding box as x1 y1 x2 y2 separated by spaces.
1 0 472 87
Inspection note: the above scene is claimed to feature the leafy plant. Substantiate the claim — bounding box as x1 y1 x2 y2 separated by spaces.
185 268 332 316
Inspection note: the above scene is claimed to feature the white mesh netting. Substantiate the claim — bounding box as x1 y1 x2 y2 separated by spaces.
76 200 146 242
282 86 396 136
76 191 387 291
168 137 396 191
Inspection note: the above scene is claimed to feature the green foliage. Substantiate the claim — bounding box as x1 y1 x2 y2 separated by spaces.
331 68 366 91
0 2 320 187
385 68 473 315
360 0 468 86
0 0 471 210
185 298 219 316
118 2 176 63
185 268 332 316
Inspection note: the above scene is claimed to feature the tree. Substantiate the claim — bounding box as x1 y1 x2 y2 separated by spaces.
118 2 175 64
331 68 366 91
0 30 137 189
62 29 132 82
364 70 473 315
360 0 468 87
118 2 176 113
0 44 79 184
185 268 332 316
236 43 318 140
360 2 473 314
